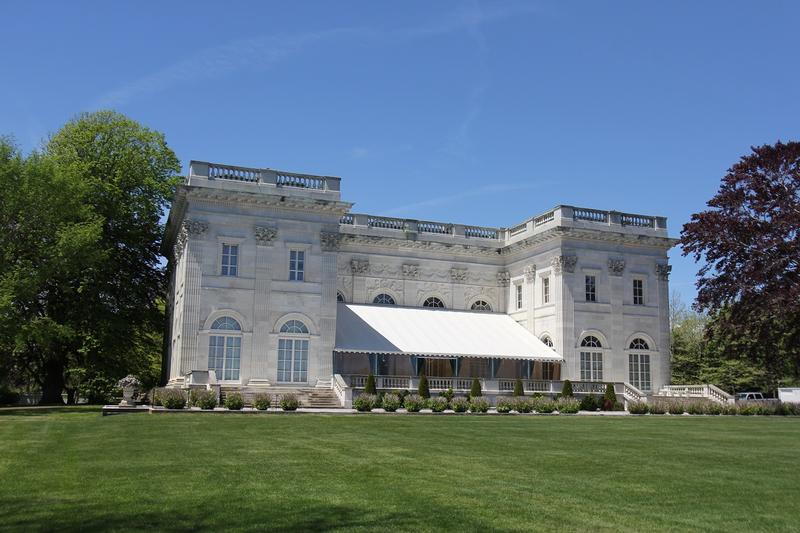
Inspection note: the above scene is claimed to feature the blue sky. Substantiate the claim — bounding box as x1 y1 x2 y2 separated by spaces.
2 1 799 303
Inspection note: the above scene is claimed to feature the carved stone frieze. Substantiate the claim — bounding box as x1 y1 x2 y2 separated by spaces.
254 225 277 245
496 271 510 287
523 265 536 282
415 282 451 302
403 264 420 279
655 263 672 281
174 219 208 260
450 268 468 283
350 259 370 275
551 255 577 275
365 278 404 294
608 258 626 276
320 231 341 252
337 276 353 301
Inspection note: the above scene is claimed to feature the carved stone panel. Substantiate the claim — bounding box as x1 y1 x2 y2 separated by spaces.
402 264 420 279
655 264 672 280
450 268 468 283
350 259 370 275
551 255 577 275
496 271 510 287
608 258 625 276
523 265 536 282
254 225 277 246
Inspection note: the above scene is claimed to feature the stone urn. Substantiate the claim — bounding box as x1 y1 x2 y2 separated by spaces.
117 375 142 406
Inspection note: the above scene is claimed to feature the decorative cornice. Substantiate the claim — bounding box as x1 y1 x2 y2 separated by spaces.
523 265 536 282
320 231 342 252
608 258 625 276
185 185 353 215
551 255 577 275
502 226 677 256
403 264 420 279
254 225 277 246
496 271 510 287
350 259 370 275
338 232 503 258
450 268 468 283
655 263 672 281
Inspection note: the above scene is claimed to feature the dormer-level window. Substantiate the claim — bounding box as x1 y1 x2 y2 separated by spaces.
289 250 305 281
633 279 644 305
516 284 523 310
221 244 238 276
585 275 596 302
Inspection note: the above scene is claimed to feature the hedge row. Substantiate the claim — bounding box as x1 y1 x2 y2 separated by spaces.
629 400 800 416
151 388 301 411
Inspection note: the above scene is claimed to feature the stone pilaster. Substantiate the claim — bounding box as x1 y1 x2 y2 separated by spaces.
179 220 207 376
250 234 273 383
655 263 671 391
524 265 536 333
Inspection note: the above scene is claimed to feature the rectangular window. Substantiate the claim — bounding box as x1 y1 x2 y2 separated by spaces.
516 284 523 310
221 244 238 276
629 353 651 391
633 279 644 305
289 250 305 281
542 362 555 380
278 338 308 382
543 277 550 304
580 352 603 381
585 275 596 302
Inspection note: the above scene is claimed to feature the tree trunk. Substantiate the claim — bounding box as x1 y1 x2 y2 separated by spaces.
39 359 65 405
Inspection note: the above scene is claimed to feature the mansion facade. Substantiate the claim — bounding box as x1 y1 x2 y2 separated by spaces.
163 161 676 405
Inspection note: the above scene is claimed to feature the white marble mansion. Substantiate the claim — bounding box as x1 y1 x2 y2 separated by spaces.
163 161 677 406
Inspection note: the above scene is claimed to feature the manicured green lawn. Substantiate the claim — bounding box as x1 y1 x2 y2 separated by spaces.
0 409 797 532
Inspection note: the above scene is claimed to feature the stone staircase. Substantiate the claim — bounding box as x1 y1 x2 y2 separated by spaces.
220 386 343 408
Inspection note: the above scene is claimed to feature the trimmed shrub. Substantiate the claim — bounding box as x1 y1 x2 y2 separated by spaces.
450 396 469 413
418 374 430 399
470 378 482 397
253 393 271 410
429 396 448 412
667 401 686 415
279 393 300 411
382 393 401 412
404 394 425 412
513 379 524 397
705 402 723 415
557 396 580 414
364 373 377 395
160 388 187 409
395 389 409 403
514 396 533 413
224 392 244 410
602 384 617 411
722 403 738 415
780 402 800 416
151 388 164 406
649 401 667 415
561 380 574 398
737 403 760 416
579 395 600 411
469 396 490 413
686 401 707 415
190 389 218 410
534 398 556 414
442 387 455 401
628 401 649 414
496 396 515 414
354 394 377 412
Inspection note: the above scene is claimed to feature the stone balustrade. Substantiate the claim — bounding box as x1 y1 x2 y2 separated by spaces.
189 160 341 192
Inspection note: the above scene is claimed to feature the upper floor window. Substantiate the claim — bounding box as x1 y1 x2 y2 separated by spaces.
630 338 649 350
289 250 305 281
471 300 492 311
541 335 553 347
633 279 644 305
336 291 345 303
221 244 238 276
542 277 550 304
585 275 596 302
373 293 396 305
210 316 241 331
581 335 602 348
516 284 523 310
423 297 445 308
280 320 309 334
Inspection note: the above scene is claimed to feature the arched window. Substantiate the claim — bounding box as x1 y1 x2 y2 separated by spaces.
208 316 241 381
423 297 445 308
278 320 309 383
580 335 603 382
280 320 309 334
630 338 649 350
336 291 345 303
211 316 241 331
629 338 652 391
471 300 492 311
541 335 554 347
373 293 396 305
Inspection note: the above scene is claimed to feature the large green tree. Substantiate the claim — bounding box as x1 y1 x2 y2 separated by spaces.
0 112 180 403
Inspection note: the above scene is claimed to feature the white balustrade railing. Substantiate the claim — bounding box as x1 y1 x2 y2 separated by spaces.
208 163 260 182
525 380 553 393
571 381 607 394
464 226 500 239
620 213 655 228
418 221 451 234
622 382 646 403
332 374 352 408
534 210 555 226
340 214 354 225
509 222 527 236
659 384 734 404
275 171 326 190
367 216 406 230
573 208 609 223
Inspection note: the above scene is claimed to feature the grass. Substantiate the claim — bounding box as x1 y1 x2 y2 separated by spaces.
0 409 798 532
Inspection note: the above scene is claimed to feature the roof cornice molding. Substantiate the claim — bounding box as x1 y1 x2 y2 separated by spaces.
339 233 503 258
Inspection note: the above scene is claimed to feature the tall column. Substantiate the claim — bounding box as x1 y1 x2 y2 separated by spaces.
524 265 536 333
318 231 340 384
655 263 672 391
250 226 277 384
552 255 577 380
178 220 208 376
608 259 625 383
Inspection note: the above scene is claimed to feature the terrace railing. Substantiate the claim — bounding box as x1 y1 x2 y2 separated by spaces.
191 161 341 192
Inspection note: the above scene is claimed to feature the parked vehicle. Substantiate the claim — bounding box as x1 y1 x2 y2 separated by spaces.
735 392 764 401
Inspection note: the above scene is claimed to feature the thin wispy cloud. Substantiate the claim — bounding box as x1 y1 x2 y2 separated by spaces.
92 2 539 109
384 182 550 217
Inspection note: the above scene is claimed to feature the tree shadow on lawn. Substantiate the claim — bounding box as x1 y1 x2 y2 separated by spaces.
1 498 509 532
0 406 101 416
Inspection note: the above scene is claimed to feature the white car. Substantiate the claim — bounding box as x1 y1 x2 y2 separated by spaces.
735 392 764 401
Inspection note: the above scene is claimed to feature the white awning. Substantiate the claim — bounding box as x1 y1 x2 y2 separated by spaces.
334 303 562 362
